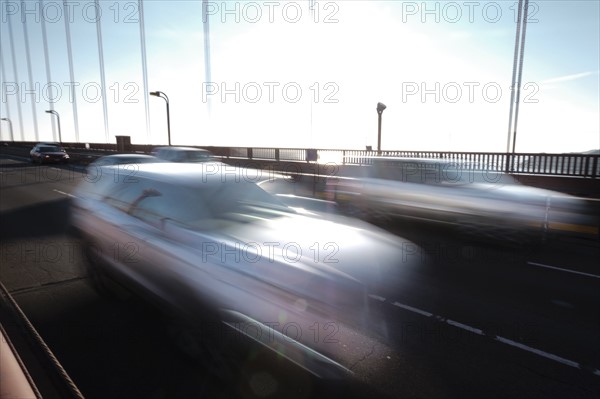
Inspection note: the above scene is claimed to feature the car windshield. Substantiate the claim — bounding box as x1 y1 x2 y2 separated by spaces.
200 181 290 217
114 178 294 231
183 151 212 162
39 146 62 153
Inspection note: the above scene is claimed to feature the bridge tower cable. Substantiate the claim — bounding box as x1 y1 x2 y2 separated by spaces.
6 7 25 140
511 0 530 155
506 0 523 154
202 0 212 117
63 0 80 142
138 0 151 141
94 0 110 143
40 0 57 141
0 47 13 140
21 1 39 141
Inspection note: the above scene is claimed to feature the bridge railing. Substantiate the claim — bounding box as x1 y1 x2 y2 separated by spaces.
3 141 598 178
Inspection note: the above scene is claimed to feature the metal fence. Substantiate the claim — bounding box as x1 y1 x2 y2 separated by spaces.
4 141 599 178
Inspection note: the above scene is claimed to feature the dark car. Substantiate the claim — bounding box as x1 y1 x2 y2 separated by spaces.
29 143 70 164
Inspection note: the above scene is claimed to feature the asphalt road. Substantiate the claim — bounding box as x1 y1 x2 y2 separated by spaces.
1 153 599 399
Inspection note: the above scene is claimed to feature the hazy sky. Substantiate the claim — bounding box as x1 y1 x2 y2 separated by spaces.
1 0 599 153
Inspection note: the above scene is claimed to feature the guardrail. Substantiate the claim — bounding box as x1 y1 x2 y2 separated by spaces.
3 141 599 178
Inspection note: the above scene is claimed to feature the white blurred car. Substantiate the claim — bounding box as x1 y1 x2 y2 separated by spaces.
329 157 599 242
71 162 419 378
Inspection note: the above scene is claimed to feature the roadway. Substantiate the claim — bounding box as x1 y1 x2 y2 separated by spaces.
1 152 599 398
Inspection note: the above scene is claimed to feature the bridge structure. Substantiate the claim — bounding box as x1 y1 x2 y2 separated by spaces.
2 140 599 198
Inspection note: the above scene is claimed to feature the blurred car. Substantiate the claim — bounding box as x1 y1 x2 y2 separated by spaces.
29 143 70 164
87 153 164 170
273 193 341 216
329 157 599 242
151 146 215 163
70 162 419 379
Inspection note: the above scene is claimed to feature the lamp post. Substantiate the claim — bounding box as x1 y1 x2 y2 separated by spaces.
376 102 387 153
45 110 62 143
150 91 171 146
0 117 14 141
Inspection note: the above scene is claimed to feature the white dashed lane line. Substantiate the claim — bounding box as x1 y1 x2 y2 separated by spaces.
368 294 600 377
391 301 433 317
527 261 600 279
52 189 76 198
368 294 386 302
446 319 484 335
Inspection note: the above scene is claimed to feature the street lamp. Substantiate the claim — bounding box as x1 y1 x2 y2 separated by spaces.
0 117 14 141
150 91 171 146
45 110 62 143
376 102 387 153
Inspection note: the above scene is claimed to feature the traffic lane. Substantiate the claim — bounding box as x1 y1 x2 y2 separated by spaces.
379 220 600 314
365 223 600 372
364 298 600 399
0 164 86 288
0 157 86 214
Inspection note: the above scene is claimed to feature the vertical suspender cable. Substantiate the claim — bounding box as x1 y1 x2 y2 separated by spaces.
6 8 25 140
511 0 529 155
506 0 523 155
138 0 151 140
0 47 13 140
202 0 212 117
94 0 109 143
63 0 80 142
40 0 57 141
21 1 39 141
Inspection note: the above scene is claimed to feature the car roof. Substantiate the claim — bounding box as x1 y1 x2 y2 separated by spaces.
36 142 62 146
99 153 156 159
153 146 211 152
104 162 254 188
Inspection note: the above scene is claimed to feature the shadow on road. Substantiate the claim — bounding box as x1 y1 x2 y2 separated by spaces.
0 198 73 240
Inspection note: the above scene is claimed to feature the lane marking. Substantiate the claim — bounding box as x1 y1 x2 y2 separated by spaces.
494 336 579 369
52 189 76 198
391 301 433 317
368 294 386 302
446 319 484 335
380 298 600 377
527 261 600 279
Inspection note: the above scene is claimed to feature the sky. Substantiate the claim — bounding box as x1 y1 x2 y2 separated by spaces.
0 0 599 153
